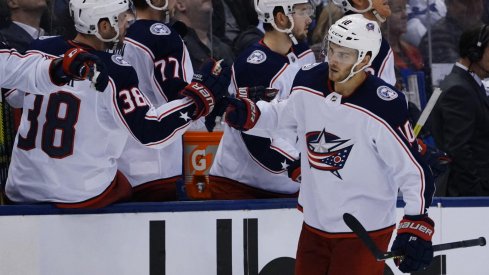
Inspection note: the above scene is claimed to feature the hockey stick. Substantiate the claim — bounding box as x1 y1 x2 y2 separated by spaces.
413 87 442 137
343 213 486 261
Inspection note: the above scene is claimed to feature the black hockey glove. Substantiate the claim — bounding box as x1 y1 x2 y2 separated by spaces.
237 86 278 103
50 48 109 92
180 59 231 119
391 215 435 273
224 96 260 131
417 138 451 179
287 157 301 183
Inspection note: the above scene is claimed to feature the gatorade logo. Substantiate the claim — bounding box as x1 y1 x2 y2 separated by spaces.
190 147 214 173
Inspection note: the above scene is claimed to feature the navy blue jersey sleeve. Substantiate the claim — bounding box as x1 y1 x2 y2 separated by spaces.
103 53 196 147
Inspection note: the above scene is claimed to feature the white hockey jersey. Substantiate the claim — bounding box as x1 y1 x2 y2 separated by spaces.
210 40 315 194
117 20 194 187
6 37 198 203
0 47 62 94
252 62 434 233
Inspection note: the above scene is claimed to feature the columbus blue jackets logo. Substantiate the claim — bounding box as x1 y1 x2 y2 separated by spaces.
377 86 398 101
150 23 171 35
302 62 320 71
306 129 353 179
247 50 266 64
111 54 131 66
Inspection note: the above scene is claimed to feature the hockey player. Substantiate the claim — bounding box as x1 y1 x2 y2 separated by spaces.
332 0 396 85
4 0 230 208
208 0 316 199
0 41 109 93
116 0 195 201
225 14 435 274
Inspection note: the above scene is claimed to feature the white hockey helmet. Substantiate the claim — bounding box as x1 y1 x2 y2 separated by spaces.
326 14 382 83
70 0 132 43
254 0 312 44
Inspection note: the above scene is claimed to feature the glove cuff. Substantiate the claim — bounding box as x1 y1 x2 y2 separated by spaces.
180 82 215 119
49 58 69 86
398 215 435 241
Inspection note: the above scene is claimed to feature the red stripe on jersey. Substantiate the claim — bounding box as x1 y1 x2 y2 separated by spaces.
378 48 392 76
298 49 313 59
270 63 289 87
270 144 296 161
343 102 426 214
125 38 155 60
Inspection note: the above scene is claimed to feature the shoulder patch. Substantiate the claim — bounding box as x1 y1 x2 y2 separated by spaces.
150 23 171 35
247 50 267 64
111 54 131 66
302 63 321 71
376 86 398 101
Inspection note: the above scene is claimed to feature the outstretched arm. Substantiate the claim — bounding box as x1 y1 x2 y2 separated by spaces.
1 47 109 93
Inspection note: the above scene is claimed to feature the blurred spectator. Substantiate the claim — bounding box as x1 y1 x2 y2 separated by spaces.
0 0 49 53
383 0 424 90
173 0 234 70
429 25 489 196
52 0 77 39
212 0 259 49
232 20 264 57
419 0 484 64
310 2 343 62
404 0 446 47
484 0 489 24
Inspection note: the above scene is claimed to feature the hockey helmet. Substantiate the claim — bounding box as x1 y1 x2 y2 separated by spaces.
69 0 134 43
325 14 382 82
254 0 313 44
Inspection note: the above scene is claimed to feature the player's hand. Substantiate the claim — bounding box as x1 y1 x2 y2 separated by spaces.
224 96 260 131
417 138 451 179
50 48 109 92
287 157 301 183
237 86 278 102
180 59 231 119
391 215 435 273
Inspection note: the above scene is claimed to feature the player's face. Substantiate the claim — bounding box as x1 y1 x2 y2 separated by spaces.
327 42 359 82
371 0 392 18
291 3 314 40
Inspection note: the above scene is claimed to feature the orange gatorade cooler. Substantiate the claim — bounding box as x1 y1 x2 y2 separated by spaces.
183 131 223 199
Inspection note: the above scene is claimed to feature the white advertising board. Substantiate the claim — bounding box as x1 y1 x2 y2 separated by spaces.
0 204 487 275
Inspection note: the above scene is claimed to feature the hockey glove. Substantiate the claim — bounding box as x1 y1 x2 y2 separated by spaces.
50 48 109 92
391 215 435 273
237 86 278 102
224 96 260 131
180 59 231 119
417 138 451 179
287 157 301 183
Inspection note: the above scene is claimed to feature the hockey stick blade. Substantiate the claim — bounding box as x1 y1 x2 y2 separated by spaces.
343 213 486 261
